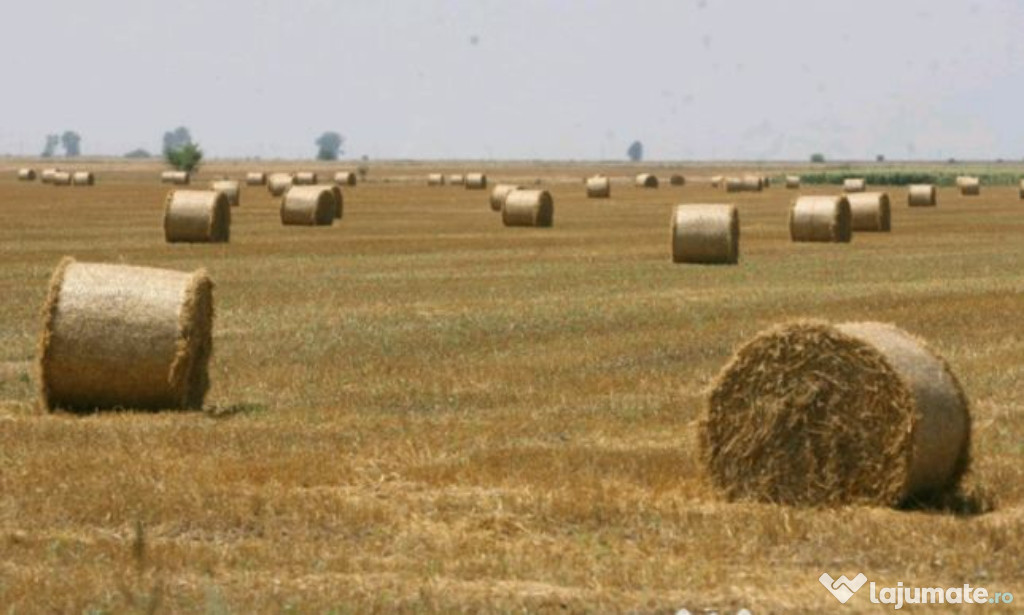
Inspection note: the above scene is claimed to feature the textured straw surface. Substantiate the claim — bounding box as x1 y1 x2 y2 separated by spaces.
465 173 487 189
281 186 335 226
17 168 36 181
785 175 800 189
502 189 554 227
843 178 867 193
586 176 611 198
245 172 267 186
51 171 73 186
848 192 891 232
267 173 294 197
490 184 522 212
161 171 190 185
293 172 318 185
635 173 659 188
959 177 980 196
701 320 970 507
671 204 739 265
908 184 937 207
427 173 445 186
164 190 231 243
334 171 357 186
790 195 852 242
38 258 214 412
669 174 686 186
71 171 95 186
449 174 466 186
210 179 241 207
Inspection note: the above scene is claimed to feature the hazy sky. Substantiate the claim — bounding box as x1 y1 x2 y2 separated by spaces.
3 0 1023 160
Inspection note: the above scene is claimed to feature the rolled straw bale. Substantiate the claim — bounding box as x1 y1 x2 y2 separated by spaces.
724 177 743 193
267 173 294 197
328 185 344 219
294 171 318 185
701 320 970 506
449 174 466 186
741 175 763 192
785 175 800 189
761 176 772 188
281 185 335 226
908 184 937 207
427 173 446 186
670 174 686 186
959 176 980 196
843 177 866 193
51 171 73 186
210 179 241 207
490 184 523 212
17 168 37 181
38 257 214 412
164 190 231 243
635 173 659 188
671 204 739 265
334 171 357 186
502 189 553 227
72 171 95 186
586 175 611 198
41 169 59 184
710 175 723 188
847 191 891 232
161 170 190 185
245 172 267 186
465 172 487 189
790 195 852 242
1019 179 1024 200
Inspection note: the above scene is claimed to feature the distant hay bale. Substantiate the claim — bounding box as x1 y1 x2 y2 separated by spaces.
41 169 59 184
790 195 852 243
959 176 980 196
761 176 772 188
490 184 523 211
586 175 611 198
843 178 867 193
281 185 335 226
334 171 357 186
161 171 190 185
908 184 937 207
427 173 446 186
294 171 318 185
741 175 763 192
449 174 466 186
38 257 214 412
267 173 294 197
724 177 743 192
210 179 241 207
51 171 73 186
1019 180 1024 200
465 173 488 189
635 173 659 188
72 171 95 186
710 175 723 188
164 190 231 243
671 204 739 265
245 172 267 186
502 189 553 227
848 192 891 232
670 174 686 186
17 169 36 181
701 320 971 506
785 175 800 189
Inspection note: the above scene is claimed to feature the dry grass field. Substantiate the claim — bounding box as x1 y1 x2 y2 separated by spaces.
1 159 1022 613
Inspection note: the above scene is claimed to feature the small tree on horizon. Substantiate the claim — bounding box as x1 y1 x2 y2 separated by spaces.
627 140 643 162
62 131 81 157
165 142 203 173
41 134 60 158
315 131 344 160
810 152 826 163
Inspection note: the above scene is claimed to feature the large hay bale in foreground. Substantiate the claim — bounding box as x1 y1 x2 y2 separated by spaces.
670 174 686 186
293 171 318 185
72 171 95 186
635 173 659 188
427 173 446 186
334 171 357 186
449 174 466 186
51 171 73 186
41 169 59 184
724 177 743 193
490 184 523 211
38 258 214 412
785 175 800 189
741 175 763 192
465 173 487 189
959 176 980 196
671 204 739 264
701 320 970 506
281 185 335 226
245 172 267 186
908 184 937 207
17 169 37 181
790 196 852 242
267 173 294 197
210 179 241 207
161 170 190 185
502 189 553 227
586 175 611 198
848 192 891 232
164 190 231 243
843 178 866 193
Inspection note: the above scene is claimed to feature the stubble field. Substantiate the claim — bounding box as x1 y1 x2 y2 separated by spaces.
0 159 1022 613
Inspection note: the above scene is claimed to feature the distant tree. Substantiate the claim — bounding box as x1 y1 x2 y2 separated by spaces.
165 142 203 173
810 153 826 163
162 126 193 154
315 131 344 160
61 131 81 157
627 140 644 162
41 134 60 158
124 148 152 159
876 154 885 162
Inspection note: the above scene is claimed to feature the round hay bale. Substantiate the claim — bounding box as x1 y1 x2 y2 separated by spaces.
741 175 763 192
586 175 611 198
843 178 867 193
267 173 294 197
671 204 739 265
908 184 937 207
1019 179 1024 200
427 173 446 186
959 176 980 196
245 172 267 186
785 175 800 189
502 189 553 227
669 174 686 186
51 171 73 186
710 175 723 188
294 171 318 185
281 185 335 226
635 173 659 188
449 174 466 186
761 175 772 188
17 168 37 181
848 191 891 232
38 257 214 412
161 170 190 185
334 171 357 186
210 179 241 207
41 169 59 184
71 171 95 186
465 173 487 189
790 195 852 243
328 185 344 219
701 320 970 507
724 177 743 193
164 190 231 243
490 184 523 212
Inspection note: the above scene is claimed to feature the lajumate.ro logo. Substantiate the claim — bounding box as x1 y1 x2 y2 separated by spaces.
820 572 1015 609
